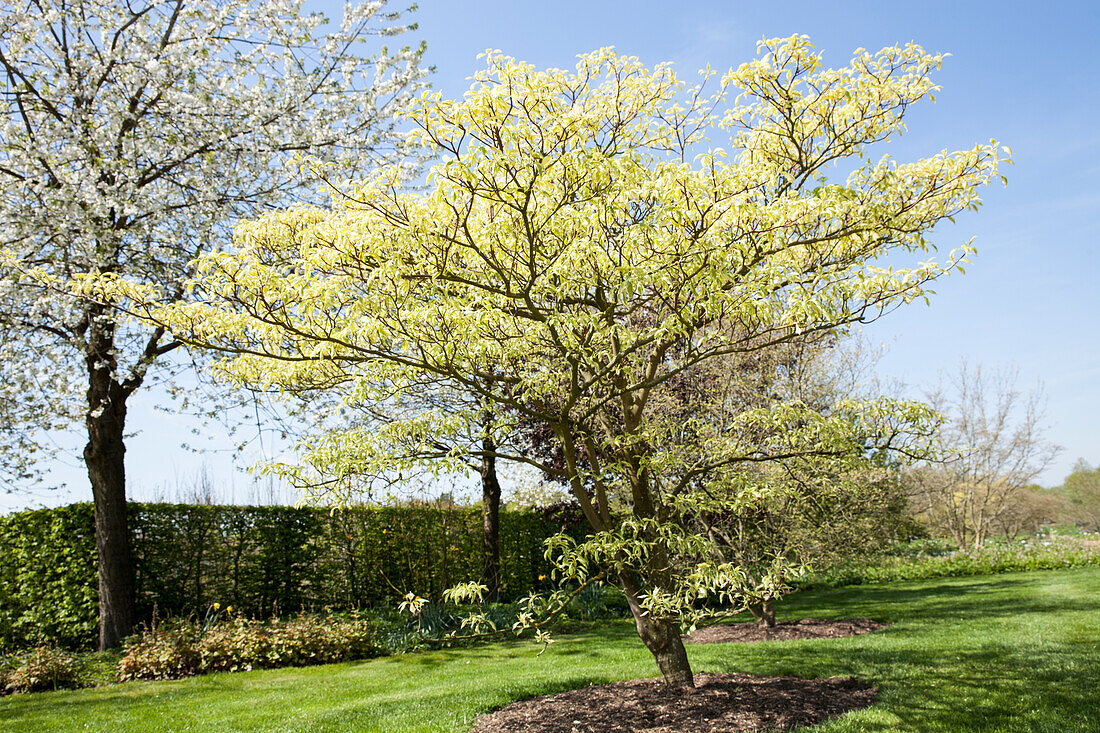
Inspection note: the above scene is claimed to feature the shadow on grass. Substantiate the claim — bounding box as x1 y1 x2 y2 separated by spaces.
0 670 625 731
388 624 640 669
780 573 1100 625
3 570 1096 732
696 571 1100 731
707 641 1100 732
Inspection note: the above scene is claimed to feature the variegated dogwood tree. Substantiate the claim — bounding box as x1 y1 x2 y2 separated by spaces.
97 37 1004 684
0 0 426 649
274 374 518 599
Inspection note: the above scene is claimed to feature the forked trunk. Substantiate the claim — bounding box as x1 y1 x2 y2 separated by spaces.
85 310 136 650
621 571 694 688
748 597 776 628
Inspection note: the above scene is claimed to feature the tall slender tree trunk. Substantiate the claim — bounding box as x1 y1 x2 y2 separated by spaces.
973 506 987 550
84 315 135 650
481 430 502 600
620 571 694 688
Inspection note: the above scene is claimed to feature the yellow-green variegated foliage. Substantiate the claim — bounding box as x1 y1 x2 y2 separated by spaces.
99 37 1002 629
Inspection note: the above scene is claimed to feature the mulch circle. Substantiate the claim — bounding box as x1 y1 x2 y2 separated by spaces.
469 673 877 732
683 617 888 644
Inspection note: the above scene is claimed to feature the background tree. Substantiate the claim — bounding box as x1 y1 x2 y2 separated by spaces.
0 0 426 649
989 483 1062 539
1058 459 1100 530
107 38 1003 686
660 336 920 628
905 363 1060 548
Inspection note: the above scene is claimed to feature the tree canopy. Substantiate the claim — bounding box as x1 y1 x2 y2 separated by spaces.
0 0 426 648
1059 459 1100 529
99 36 1004 684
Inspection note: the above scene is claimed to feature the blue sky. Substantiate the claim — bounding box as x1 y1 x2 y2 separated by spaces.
11 0 1097 509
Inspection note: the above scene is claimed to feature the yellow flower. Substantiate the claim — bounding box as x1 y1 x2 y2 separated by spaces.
226 606 234 614
213 602 221 610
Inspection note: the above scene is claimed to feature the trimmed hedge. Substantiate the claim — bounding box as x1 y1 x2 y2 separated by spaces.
0 502 578 651
0 504 98 651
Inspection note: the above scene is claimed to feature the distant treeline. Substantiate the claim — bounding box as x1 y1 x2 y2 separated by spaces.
0 502 582 651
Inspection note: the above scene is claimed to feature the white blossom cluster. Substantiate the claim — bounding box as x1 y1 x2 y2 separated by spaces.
0 0 428 488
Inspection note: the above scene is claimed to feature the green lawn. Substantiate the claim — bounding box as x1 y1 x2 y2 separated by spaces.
3 568 1098 732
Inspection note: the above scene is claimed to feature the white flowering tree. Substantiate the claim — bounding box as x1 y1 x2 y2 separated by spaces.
0 0 426 649
99 38 1003 684
0 337 83 489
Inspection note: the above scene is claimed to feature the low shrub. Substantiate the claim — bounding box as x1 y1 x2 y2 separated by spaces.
117 621 201 680
881 537 958 558
1 647 83 694
803 531 1100 589
116 590 633 683
118 609 380 681
565 582 631 621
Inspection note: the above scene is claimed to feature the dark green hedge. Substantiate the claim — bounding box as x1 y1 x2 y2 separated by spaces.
0 504 98 651
0 502 577 651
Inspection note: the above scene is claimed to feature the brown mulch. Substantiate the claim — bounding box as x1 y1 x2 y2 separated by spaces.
683 618 887 644
469 673 877 732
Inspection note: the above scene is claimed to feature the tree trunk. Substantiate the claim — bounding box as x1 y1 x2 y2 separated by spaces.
973 506 986 550
481 431 502 600
85 316 135 650
620 571 694 688
748 597 776 628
